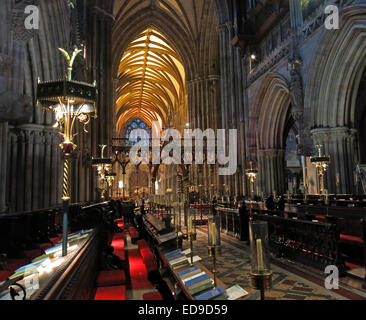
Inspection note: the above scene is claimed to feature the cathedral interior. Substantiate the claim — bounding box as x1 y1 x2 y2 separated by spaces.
1 0 366 302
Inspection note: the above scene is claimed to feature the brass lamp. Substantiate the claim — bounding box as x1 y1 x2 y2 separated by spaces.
106 173 116 198
92 144 113 200
36 47 97 257
246 161 258 199
310 145 330 195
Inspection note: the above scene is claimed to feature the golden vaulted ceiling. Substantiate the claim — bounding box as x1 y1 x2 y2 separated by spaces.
113 0 219 135
116 27 186 133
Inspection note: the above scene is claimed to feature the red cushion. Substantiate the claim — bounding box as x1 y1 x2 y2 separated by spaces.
96 270 126 287
114 249 126 261
111 238 124 250
0 270 11 282
140 248 153 261
340 234 364 244
143 292 163 300
138 240 149 250
94 285 126 300
130 231 139 239
113 233 124 240
129 227 137 232
145 261 158 272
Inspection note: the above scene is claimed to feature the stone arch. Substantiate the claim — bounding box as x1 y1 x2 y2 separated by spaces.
304 4 366 193
305 4 366 129
249 73 290 152
250 73 291 195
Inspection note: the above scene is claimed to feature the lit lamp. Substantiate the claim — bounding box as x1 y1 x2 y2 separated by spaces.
36 48 97 257
249 53 256 73
118 180 124 198
310 145 330 195
249 221 272 300
166 188 173 206
208 215 221 287
106 173 116 198
92 144 112 200
246 161 258 200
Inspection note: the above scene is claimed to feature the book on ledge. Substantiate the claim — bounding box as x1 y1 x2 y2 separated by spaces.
169 255 187 265
171 258 189 270
166 253 185 262
185 273 210 288
188 279 214 296
195 286 226 300
178 265 201 279
188 277 213 291
158 232 177 243
182 271 206 285
164 249 181 258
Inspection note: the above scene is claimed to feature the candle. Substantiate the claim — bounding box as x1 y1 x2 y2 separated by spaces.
188 216 193 234
211 222 217 246
256 239 264 271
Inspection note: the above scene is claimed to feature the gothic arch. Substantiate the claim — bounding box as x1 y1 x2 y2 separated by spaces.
250 73 291 151
249 73 291 195
305 4 366 129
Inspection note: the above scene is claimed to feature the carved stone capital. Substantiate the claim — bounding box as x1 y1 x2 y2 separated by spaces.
311 127 357 142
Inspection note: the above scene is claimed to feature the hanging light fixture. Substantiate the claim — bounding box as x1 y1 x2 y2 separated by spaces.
37 47 98 257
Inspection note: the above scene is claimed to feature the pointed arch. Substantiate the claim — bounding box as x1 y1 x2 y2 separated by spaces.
305 4 366 129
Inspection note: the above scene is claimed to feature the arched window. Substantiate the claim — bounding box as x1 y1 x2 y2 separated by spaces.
284 126 303 194
125 119 151 147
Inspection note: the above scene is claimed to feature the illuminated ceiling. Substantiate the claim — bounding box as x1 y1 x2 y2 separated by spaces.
116 27 187 134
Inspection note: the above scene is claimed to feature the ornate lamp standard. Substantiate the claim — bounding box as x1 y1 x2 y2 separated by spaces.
36 48 97 257
112 139 131 200
92 144 113 200
310 145 330 195
246 161 258 200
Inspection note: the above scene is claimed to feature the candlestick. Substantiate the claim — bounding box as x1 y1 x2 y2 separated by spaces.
249 221 273 300
188 216 193 234
256 238 264 271
211 222 217 246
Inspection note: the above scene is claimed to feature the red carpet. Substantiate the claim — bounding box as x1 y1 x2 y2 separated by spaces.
128 249 154 290
111 238 125 250
94 285 126 300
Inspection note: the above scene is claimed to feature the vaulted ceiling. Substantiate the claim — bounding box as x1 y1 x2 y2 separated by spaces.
116 27 186 133
112 0 219 135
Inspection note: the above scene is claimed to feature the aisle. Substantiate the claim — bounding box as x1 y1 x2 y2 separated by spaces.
124 233 156 300
190 225 366 300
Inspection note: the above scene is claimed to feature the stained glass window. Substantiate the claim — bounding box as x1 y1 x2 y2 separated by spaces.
125 119 151 147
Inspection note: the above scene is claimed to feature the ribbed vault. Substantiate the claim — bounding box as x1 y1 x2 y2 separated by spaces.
116 27 187 133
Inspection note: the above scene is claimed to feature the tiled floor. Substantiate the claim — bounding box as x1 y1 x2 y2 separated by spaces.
186 226 366 300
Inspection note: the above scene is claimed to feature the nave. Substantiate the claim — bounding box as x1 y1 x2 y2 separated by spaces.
3 0 366 304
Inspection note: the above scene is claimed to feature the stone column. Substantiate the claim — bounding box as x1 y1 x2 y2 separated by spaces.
311 127 357 194
289 0 303 40
257 149 285 196
0 122 8 212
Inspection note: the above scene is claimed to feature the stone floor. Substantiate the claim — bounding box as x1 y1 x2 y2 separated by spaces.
184 225 366 300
